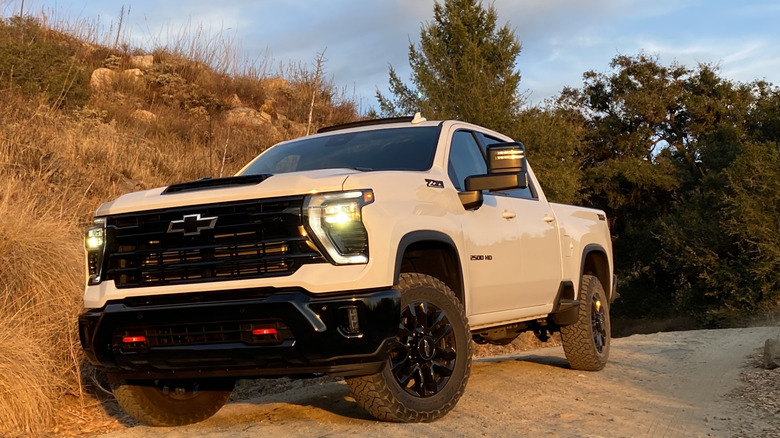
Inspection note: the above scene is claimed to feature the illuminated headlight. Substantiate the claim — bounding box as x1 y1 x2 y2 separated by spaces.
85 218 107 285
304 190 374 264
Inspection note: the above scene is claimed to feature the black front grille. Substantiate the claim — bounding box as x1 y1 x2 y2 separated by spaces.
104 196 324 288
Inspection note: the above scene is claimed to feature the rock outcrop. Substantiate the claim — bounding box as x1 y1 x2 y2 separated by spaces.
90 67 144 91
129 54 154 69
90 68 115 91
264 77 289 91
224 107 273 126
130 109 157 122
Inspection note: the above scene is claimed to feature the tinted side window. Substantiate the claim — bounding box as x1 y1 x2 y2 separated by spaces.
502 184 537 200
447 131 487 191
474 132 499 155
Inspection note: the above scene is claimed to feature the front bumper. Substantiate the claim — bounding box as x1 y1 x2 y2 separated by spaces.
79 287 400 381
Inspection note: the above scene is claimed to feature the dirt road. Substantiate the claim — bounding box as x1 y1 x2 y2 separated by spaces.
99 326 780 438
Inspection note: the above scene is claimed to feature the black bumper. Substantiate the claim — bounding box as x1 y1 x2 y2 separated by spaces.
79 288 400 381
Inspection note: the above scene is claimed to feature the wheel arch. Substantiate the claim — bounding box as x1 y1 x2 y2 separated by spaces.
580 244 612 302
393 231 465 305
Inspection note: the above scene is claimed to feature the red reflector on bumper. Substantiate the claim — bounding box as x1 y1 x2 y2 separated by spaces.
122 336 146 343
252 328 278 339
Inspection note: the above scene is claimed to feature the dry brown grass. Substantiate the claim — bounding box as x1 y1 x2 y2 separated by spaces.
0 177 84 435
0 90 89 435
0 6 360 434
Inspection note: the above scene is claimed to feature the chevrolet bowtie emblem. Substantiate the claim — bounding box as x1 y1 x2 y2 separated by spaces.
167 214 218 236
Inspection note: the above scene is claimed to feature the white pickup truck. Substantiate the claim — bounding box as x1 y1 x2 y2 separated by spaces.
79 114 615 426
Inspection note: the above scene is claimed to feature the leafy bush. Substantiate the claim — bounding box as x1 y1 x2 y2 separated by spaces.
0 16 90 109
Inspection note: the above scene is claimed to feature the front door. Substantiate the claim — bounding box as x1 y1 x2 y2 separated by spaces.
447 129 527 315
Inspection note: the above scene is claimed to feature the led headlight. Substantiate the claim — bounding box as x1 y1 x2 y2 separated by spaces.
304 190 374 264
85 218 107 285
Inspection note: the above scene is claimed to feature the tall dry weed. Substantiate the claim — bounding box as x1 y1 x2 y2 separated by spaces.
0 178 83 436
0 90 89 435
0 311 57 435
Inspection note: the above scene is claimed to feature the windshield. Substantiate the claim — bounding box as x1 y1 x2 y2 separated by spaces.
241 126 441 175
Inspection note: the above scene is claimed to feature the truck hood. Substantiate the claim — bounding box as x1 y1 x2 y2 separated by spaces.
94 169 359 216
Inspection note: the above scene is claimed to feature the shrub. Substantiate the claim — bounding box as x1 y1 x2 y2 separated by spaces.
0 16 90 109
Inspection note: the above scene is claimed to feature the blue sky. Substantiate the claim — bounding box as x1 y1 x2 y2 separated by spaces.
7 0 780 109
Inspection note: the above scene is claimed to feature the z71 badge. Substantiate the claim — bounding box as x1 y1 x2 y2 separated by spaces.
425 179 444 188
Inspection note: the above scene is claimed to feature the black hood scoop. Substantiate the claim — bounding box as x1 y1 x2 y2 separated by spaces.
162 174 272 194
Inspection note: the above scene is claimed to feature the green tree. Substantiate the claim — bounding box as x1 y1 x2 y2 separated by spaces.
562 54 692 216
564 54 772 319
511 106 584 204
562 55 694 316
724 141 780 310
660 83 780 318
377 0 522 132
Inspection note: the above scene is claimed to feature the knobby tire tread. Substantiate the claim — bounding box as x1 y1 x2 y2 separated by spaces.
113 382 233 427
561 274 610 371
346 273 471 422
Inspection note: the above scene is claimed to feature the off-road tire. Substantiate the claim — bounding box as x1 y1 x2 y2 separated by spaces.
346 273 472 422
113 379 234 426
561 274 610 371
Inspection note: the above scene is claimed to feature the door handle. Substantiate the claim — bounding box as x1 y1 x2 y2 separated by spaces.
543 214 556 223
502 210 517 220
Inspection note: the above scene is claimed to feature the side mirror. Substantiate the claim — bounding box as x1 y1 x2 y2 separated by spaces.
464 142 528 193
458 191 483 210
486 142 527 175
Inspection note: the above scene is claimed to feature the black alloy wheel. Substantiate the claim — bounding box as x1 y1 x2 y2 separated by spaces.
591 291 608 354
390 300 458 398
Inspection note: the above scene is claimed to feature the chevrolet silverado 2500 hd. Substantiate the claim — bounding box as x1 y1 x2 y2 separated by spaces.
79 114 615 426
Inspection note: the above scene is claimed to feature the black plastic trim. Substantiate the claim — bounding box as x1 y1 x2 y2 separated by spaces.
580 244 612 301
394 231 459 282
465 172 527 192
316 117 414 133
551 281 575 313
102 195 321 288
393 230 465 305
547 281 579 326
79 287 400 380
163 174 272 194
549 300 579 326
611 274 620 303
458 190 483 210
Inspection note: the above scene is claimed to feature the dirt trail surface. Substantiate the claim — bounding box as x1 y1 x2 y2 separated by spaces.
99 327 780 438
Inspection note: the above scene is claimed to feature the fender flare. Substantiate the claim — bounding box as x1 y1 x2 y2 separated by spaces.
579 243 613 302
392 230 464 302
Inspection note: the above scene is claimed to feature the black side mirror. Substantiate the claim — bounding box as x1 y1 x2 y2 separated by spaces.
487 142 527 175
464 142 528 193
458 191 483 210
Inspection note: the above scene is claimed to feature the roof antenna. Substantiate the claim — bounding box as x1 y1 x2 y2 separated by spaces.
411 112 427 124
